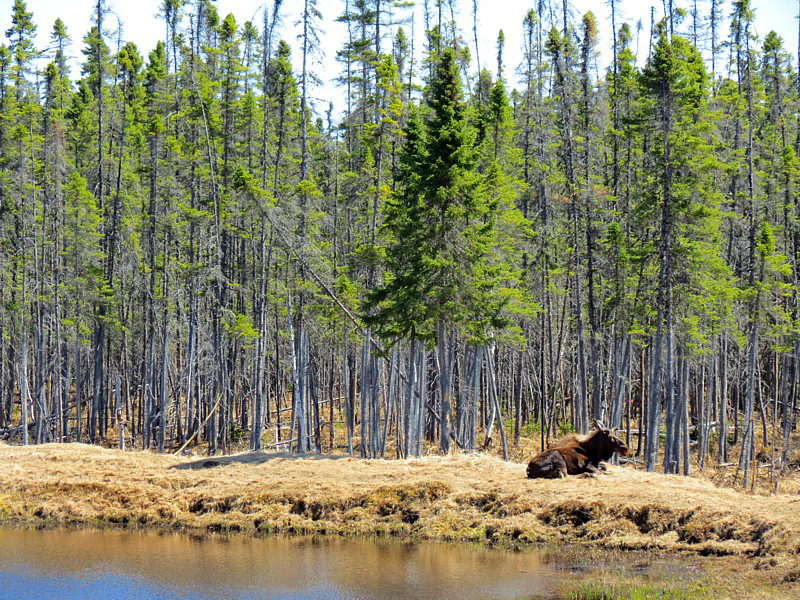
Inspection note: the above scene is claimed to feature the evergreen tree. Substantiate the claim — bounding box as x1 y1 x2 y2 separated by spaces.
5 0 36 97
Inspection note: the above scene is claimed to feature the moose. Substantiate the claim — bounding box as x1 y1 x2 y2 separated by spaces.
526 420 629 479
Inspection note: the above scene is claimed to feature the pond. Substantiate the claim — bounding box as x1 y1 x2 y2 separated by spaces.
0 527 700 599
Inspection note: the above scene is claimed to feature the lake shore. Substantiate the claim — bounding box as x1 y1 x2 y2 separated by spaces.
1 442 799 597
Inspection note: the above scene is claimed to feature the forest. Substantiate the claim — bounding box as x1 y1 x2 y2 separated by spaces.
0 0 798 488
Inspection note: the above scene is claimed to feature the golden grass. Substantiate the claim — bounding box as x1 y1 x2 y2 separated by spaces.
1 442 799 596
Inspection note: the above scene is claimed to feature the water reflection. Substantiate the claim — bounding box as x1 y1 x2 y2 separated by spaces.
0 528 683 599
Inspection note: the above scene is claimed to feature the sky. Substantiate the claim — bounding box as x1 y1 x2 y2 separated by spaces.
0 0 797 117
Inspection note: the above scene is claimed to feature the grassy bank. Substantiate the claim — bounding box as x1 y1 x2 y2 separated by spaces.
1 443 799 597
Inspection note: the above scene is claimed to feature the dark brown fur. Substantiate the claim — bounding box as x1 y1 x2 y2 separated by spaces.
526 425 629 479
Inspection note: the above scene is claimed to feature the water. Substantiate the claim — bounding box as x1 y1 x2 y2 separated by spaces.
0 527 693 599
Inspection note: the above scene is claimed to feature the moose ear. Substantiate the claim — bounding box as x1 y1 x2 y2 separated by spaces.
592 419 607 432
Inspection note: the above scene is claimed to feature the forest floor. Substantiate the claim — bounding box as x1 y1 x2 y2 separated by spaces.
1 442 799 598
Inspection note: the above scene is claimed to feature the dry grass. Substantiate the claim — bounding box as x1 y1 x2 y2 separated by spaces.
1 442 799 596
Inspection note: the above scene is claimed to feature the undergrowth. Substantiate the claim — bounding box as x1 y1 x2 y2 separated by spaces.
567 581 711 599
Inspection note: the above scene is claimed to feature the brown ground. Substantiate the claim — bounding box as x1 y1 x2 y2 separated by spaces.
1 442 799 597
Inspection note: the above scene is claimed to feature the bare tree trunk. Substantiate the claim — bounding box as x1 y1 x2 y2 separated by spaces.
681 358 690 476
75 325 82 443
360 331 370 457
437 320 453 454
513 348 523 443
116 373 124 450
20 334 29 446
485 345 508 460
345 346 355 454
610 336 631 430
719 335 728 463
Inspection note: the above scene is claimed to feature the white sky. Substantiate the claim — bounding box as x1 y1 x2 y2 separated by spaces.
1 0 797 118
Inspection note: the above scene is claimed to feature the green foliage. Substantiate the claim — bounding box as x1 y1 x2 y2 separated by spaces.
568 581 710 599
228 421 247 442
224 312 259 343
6 0 37 89
80 24 111 98
516 420 542 437
367 47 528 346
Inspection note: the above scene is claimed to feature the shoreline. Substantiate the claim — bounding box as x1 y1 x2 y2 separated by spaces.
2 442 799 596
0 524 715 599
